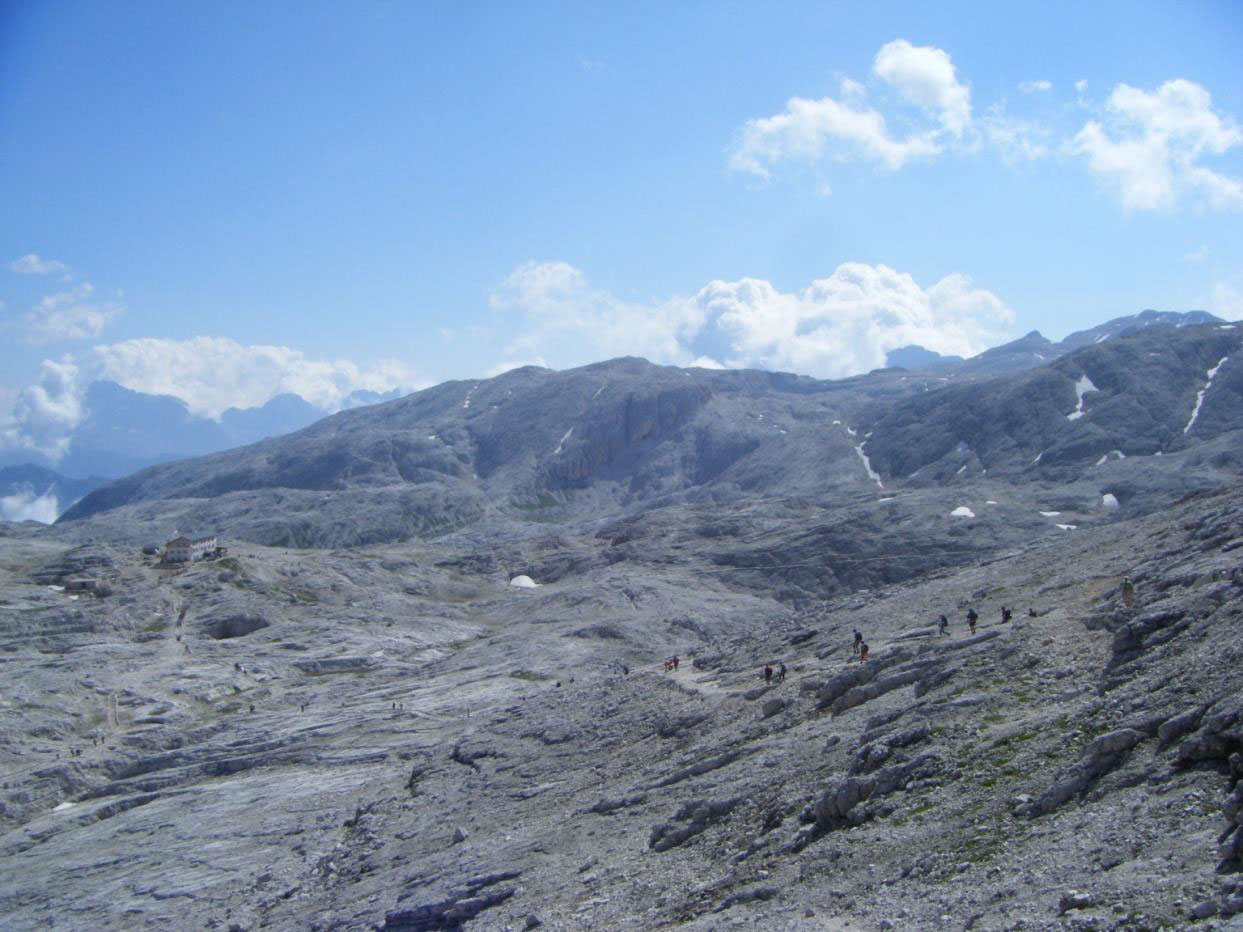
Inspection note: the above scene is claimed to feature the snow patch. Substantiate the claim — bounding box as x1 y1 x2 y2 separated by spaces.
52 801 76 812
591 383 606 399
985 500 998 505
552 427 574 455
1102 493 1119 509
1184 355 1230 434
1094 455 1108 466
1033 452 1043 464
951 506 975 518
1093 333 1109 344
1066 374 1098 420
509 575 539 589
854 444 883 488
878 497 894 502
1055 524 1078 530
846 425 857 437
956 464 967 475
1039 511 1060 517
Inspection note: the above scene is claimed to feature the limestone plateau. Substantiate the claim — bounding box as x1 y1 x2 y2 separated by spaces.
3 313 1243 930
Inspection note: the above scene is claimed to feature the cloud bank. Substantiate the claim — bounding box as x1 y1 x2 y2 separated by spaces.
492 260 1013 380
1 338 422 460
86 337 420 419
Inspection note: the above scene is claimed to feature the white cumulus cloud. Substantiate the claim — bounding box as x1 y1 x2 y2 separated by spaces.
873 39 971 136
85 337 421 419
24 283 122 345
491 260 705 367
729 38 968 179
1 357 84 459
9 254 71 276
1019 80 1053 94
1068 79 1243 211
491 260 1013 380
687 263 1012 378
730 94 941 177
0 339 422 460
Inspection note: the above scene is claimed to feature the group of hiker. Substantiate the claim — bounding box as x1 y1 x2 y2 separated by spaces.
858 603 1021 662
852 628 869 661
654 599 1036 688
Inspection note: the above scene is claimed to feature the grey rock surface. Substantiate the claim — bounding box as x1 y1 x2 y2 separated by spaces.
2 325 1243 929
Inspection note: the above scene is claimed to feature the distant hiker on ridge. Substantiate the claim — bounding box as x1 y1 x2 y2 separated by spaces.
1121 577 1136 608
672 655 679 671
966 608 979 632
777 662 787 682
938 614 950 636
764 664 773 684
852 629 863 655
1001 606 1013 624
858 643 869 662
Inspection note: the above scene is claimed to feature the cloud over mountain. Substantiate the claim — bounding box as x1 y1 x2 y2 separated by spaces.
1 338 421 462
492 260 1013 379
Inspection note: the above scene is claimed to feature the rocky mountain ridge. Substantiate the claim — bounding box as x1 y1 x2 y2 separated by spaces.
59 317 1243 558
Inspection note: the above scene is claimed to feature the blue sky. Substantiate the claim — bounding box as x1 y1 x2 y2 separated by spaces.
2 1 1241 456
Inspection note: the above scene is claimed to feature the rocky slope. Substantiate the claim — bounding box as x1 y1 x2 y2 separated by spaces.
3 311 1242 930
1 480 1241 929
